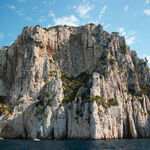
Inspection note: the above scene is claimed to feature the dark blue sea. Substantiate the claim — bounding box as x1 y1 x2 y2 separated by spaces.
0 139 150 150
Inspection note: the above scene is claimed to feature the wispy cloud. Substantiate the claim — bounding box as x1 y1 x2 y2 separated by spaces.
7 4 25 17
128 31 136 36
7 4 16 10
16 10 24 16
146 0 150 4
126 36 136 44
124 5 128 12
104 24 111 29
49 11 55 17
38 16 47 22
99 5 107 19
119 28 126 36
0 33 4 41
118 27 136 44
73 2 94 18
144 9 150 16
8 33 16 37
53 15 79 26
26 17 32 21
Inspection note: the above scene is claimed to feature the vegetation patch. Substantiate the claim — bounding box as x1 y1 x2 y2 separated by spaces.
89 95 118 108
96 45 99 49
61 72 92 103
103 48 109 54
0 104 10 115
118 69 124 74
97 108 103 118
45 81 50 86
43 114 48 118
18 94 23 100
45 98 53 102
137 97 144 106
112 32 119 35
122 89 127 93
120 43 128 54
107 98 118 106
44 92 49 97
139 86 150 95
135 62 141 69
108 55 116 65
92 32 96 36
125 98 130 103
137 109 147 116
48 70 57 77
102 70 110 76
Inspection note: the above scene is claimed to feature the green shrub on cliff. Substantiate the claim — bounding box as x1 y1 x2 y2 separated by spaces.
61 72 92 103
49 70 57 77
108 55 116 65
120 43 128 54
103 48 109 54
0 104 10 114
107 98 118 106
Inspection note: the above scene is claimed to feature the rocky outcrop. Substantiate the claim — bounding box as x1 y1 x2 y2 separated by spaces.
0 23 150 139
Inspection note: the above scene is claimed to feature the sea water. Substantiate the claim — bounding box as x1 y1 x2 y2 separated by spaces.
0 139 150 150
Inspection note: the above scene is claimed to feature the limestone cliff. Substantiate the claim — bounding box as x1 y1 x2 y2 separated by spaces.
0 24 150 139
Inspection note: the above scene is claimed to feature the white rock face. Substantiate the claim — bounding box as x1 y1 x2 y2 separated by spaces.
0 24 150 139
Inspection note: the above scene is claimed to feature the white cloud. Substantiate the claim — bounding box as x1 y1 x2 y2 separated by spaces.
99 5 108 19
38 16 46 22
144 9 150 16
26 17 32 21
73 3 94 18
146 0 150 4
119 28 126 36
119 28 125 33
0 33 4 41
124 5 128 12
53 15 79 26
49 11 55 17
126 36 136 44
7 4 25 17
18 0 26 2
104 24 111 29
118 27 136 45
128 31 136 36
8 33 16 37
16 10 24 16
7 4 16 10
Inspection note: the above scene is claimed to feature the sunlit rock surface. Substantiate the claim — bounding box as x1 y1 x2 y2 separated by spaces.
0 24 150 139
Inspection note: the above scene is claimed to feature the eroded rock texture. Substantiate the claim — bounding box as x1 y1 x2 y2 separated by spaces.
0 24 150 139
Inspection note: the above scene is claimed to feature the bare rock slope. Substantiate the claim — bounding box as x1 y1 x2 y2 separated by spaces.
0 24 150 139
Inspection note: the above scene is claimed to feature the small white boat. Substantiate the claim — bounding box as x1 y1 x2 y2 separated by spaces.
33 138 40 141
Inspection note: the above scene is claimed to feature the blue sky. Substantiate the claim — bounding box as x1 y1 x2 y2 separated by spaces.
0 0 150 63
